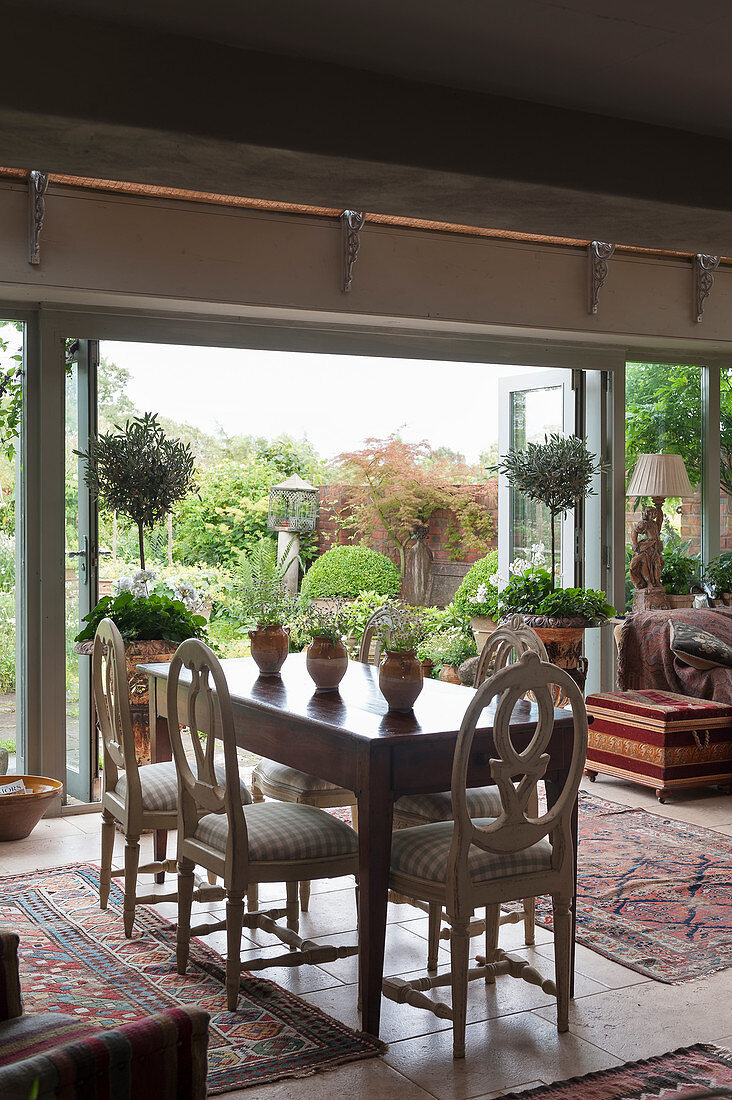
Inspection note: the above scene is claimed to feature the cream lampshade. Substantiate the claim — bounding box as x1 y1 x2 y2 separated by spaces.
626 453 693 505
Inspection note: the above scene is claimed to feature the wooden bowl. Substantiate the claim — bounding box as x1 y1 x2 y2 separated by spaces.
0 776 63 841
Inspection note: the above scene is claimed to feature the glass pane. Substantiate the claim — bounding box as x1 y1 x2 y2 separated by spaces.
0 322 24 775
625 362 703 611
721 368 732 557
64 361 81 779
509 385 563 574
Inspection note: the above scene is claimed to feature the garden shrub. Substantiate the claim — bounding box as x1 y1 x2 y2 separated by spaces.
0 531 14 592
453 550 499 615
300 545 400 600
0 590 14 693
418 627 477 676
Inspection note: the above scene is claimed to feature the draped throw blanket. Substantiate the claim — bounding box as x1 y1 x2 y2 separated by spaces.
618 607 732 702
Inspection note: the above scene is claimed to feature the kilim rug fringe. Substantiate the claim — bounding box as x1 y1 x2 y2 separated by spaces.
501 1044 732 1099
0 863 384 1093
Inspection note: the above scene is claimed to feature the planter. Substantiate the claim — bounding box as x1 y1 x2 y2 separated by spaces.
75 636 178 764
521 615 590 697
421 658 435 680
249 623 290 676
666 594 694 609
438 665 461 685
470 616 498 654
0 776 63 841
306 636 348 693
379 649 424 713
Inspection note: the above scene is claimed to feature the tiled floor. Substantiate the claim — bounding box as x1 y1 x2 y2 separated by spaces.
3 775 732 1099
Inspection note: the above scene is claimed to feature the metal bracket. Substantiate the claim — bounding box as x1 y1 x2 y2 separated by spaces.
28 170 49 265
694 253 720 322
341 209 365 292
588 241 615 314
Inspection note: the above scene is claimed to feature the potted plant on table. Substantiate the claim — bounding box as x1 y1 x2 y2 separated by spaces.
300 604 350 693
496 434 615 686
376 605 430 713
235 539 296 675
74 413 199 763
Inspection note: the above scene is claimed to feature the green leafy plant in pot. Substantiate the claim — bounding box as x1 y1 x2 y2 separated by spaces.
496 434 615 687
235 539 297 675
300 604 349 693
75 414 198 762
376 605 430 713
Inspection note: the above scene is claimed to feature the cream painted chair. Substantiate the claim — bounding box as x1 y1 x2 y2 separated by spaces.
248 605 392 911
391 615 548 965
168 638 359 1011
383 650 587 1058
95 618 251 937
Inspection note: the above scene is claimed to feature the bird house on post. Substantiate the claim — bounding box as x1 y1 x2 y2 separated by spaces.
267 475 319 594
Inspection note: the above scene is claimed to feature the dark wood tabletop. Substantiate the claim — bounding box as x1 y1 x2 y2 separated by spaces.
141 652 577 1038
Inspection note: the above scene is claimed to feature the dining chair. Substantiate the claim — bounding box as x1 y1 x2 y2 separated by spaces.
248 605 392 911
94 618 251 937
382 650 587 1058
168 638 360 1011
390 615 548 965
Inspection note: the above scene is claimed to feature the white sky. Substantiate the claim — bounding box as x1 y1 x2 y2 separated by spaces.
103 341 544 463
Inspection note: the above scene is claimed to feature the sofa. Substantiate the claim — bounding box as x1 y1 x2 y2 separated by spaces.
0 931 209 1099
618 606 732 703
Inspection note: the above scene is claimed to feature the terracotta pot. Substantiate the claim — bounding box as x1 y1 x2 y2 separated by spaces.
306 636 348 692
522 617 589 698
379 650 423 713
75 636 178 765
666 594 694 609
0 776 63 841
470 616 498 654
249 623 290 676
438 665 461 685
421 657 435 679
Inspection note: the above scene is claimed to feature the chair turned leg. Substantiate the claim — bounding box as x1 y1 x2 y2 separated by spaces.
299 881 311 912
286 881 300 933
122 834 140 937
99 809 115 909
226 893 244 1012
176 859 195 975
552 894 572 1033
523 896 536 946
484 905 500 983
450 917 470 1060
247 883 259 912
207 871 218 886
427 902 441 971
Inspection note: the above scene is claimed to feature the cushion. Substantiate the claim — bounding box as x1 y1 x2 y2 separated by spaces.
390 819 552 885
194 801 358 862
669 619 732 671
115 760 252 813
252 759 354 800
0 1012 95 1068
394 787 503 826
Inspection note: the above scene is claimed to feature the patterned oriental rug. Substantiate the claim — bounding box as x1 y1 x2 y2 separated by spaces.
501 1044 732 1099
0 864 383 1094
531 792 732 983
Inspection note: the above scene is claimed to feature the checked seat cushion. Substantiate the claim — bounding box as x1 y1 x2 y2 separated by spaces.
195 800 358 863
390 818 552 885
394 787 503 827
115 760 252 813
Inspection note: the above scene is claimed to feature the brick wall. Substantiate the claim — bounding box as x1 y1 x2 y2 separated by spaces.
625 490 732 553
315 480 498 566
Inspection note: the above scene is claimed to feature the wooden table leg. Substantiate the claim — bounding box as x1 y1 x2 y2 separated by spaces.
356 745 393 1038
149 681 172 885
545 778 578 997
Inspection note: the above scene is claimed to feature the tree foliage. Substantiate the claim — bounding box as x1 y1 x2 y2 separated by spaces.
498 434 599 589
333 435 494 576
78 412 196 569
625 362 732 496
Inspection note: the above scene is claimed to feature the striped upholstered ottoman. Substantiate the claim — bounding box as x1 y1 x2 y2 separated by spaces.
584 689 732 802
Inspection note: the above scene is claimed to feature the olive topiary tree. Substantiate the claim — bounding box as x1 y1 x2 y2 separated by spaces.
497 434 599 590
77 412 196 570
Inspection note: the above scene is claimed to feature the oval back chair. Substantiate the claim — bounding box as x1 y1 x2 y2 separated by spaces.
385 651 588 1057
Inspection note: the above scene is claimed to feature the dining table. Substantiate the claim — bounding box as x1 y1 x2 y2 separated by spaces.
140 651 578 1039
